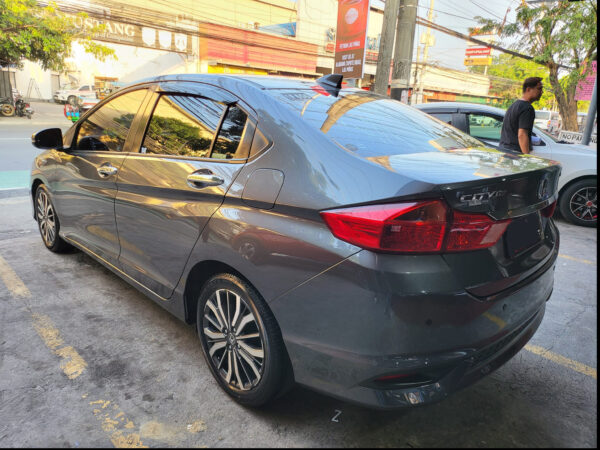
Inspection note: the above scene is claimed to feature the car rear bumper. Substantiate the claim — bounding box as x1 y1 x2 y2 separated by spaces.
271 243 557 409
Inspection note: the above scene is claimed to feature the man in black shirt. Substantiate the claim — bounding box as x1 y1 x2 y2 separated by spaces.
499 77 544 154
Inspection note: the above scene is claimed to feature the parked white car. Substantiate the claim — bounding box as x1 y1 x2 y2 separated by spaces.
53 84 96 104
415 102 597 227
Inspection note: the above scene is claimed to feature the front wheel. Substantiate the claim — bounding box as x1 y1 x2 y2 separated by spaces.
197 273 291 407
35 185 73 252
559 179 597 227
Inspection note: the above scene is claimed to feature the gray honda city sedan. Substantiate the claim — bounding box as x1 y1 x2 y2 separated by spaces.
30 74 561 409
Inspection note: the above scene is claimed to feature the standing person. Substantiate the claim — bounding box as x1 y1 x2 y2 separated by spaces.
498 77 544 154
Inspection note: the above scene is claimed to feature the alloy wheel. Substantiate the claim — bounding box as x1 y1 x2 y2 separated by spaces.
37 189 56 246
569 186 597 222
202 289 265 391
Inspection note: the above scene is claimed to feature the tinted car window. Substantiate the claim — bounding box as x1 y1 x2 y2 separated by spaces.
212 106 249 159
430 113 453 125
76 89 147 152
143 95 225 158
272 90 482 155
468 114 502 141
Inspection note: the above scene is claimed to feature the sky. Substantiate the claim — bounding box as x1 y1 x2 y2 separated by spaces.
410 0 519 71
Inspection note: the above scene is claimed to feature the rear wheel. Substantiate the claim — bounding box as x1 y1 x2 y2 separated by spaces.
35 185 73 252
197 273 290 407
559 179 597 227
1 103 14 117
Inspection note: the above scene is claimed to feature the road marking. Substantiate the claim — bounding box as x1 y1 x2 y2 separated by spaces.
0 253 31 297
0 253 87 379
88 398 147 448
525 344 597 379
558 254 596 266
0 170 29 190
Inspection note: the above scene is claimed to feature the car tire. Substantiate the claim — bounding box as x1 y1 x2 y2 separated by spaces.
559 179 597 227
35 185 73 253
196 273 291 407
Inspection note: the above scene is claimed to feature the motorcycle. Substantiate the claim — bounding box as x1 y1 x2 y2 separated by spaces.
14 95 33 119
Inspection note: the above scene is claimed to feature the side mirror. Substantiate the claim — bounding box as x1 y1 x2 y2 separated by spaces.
32 128 63 150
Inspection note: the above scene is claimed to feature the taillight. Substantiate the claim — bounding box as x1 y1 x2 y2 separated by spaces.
320 201 447 253
541 200 557 218
320 200 512 253
445 211 511 252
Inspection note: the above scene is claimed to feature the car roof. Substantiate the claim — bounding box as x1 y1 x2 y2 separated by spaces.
414 101 507 116
131 73 322 90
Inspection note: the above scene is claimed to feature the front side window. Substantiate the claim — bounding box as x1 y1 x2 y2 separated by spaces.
143 95 225 158
468 114 502 141
76 89 147 152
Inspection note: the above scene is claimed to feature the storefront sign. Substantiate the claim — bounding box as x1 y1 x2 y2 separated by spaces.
464 57 492 66
68 14 192 54
465 47 491 56
334 0 370 79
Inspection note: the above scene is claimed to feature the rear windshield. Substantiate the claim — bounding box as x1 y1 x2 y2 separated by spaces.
535 111 550 120
270 89 482 156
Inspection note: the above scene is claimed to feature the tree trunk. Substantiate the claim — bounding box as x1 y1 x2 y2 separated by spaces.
548 64 579 131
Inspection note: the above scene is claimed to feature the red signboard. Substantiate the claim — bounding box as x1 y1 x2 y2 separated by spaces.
199 23 318 74
575 61 596 101
334 0 370 79
465 47 491 56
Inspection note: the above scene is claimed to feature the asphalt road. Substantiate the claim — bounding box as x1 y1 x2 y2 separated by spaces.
0 103 597 448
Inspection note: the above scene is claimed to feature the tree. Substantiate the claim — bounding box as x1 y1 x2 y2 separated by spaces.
475 0 597 131
485 54 554 110
0 0 115 71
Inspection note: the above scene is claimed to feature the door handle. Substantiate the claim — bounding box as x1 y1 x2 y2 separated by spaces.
97 163 118 178
187 172 224 188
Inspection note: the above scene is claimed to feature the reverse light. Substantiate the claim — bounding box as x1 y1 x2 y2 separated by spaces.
320 200 513 254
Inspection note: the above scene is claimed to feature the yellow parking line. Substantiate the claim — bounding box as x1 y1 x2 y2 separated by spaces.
525 344 597 379
558 254 596 265
0 254 31 298
0 253 87 380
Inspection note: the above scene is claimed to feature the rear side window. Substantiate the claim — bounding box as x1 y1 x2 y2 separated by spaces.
212 106 249 159
142 95 225 158
430 113 453 125
271 89 482 155
468 114 502 141
76 89 147 152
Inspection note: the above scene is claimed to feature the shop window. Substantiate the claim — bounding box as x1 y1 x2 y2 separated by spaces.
76 89 147 152
143 95 225 158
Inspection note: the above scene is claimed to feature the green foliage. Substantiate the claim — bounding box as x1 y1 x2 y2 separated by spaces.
146 115 212 157
487 54 555 109
472 0 597 130
0 0 115 71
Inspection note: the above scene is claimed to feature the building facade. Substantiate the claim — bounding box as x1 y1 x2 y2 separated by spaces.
4 0 496 104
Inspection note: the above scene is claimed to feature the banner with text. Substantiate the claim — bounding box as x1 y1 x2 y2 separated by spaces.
334 0 370 79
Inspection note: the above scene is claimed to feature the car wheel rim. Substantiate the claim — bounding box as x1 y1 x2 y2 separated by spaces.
202 289 265 391
239 242 256 260
569 186 597 222
37 190 56 245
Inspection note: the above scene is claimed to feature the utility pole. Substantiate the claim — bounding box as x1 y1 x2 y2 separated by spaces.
416 0 435 104
374 0 400 95
390 0 419 102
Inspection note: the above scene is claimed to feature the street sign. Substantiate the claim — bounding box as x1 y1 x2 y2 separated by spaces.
465 47 491 56
334 0 370 79
464 57 492 66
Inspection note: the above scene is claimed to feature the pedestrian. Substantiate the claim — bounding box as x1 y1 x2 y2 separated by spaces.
498 76 544 154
